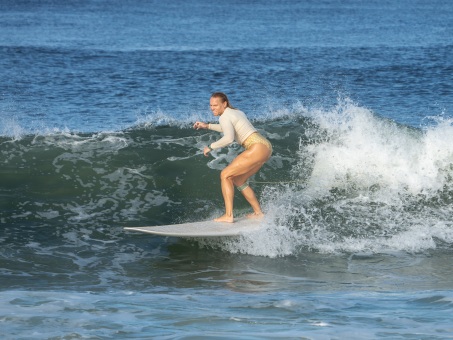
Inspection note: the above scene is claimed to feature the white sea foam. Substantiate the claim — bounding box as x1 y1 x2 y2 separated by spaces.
302 99 450 197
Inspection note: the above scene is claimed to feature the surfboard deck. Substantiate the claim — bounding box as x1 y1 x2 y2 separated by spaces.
124 217 263 237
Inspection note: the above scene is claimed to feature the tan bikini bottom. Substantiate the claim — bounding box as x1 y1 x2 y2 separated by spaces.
242 132 272 153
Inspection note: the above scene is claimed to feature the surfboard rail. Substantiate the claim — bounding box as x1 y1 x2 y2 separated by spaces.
124 217 263 237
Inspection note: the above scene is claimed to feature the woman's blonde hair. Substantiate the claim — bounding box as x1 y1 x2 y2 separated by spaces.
211 92 235 109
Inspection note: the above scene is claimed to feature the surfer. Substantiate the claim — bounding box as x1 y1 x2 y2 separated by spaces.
193 92 272 223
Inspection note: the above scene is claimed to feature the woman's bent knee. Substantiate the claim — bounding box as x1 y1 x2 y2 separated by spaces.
220 168 232 181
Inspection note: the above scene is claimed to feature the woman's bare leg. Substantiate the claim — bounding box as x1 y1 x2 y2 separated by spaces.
214 144 271 223
214 171 235 223
238 186 264 219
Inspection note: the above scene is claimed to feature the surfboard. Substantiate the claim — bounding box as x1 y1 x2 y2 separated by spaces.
124 217 263 237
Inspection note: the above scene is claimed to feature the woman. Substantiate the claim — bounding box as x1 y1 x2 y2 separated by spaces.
193 92 272 223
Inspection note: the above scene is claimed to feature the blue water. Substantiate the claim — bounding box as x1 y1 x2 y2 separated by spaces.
1 0 453 338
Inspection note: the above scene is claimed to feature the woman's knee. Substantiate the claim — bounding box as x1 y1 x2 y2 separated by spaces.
220 168 232 181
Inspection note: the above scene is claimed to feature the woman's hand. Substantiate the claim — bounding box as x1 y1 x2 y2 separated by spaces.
193 122 212 156
193 121 208 130
203 146 212 157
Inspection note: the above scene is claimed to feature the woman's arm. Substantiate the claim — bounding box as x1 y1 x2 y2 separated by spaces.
207 123 223 133
193 121 209 130
210 116 235 149
193 122 223 132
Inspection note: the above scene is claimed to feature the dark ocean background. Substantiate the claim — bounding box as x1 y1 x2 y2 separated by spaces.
1 0 453 338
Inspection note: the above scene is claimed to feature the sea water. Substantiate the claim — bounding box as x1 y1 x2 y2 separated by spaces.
1 0 453 338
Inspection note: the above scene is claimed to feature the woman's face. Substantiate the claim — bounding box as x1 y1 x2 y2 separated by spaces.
210 97 227 116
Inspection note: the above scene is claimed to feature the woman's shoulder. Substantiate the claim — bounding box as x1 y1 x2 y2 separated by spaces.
223 107 246 118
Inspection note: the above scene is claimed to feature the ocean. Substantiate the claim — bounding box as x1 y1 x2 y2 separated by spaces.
1 0 453 338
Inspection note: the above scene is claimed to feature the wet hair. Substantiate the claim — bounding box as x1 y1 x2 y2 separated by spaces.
211 92 235 109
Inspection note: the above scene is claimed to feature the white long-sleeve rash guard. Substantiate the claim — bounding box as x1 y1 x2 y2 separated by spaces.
208 107 257 150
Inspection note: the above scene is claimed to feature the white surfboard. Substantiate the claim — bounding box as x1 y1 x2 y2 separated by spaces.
124 217 263 237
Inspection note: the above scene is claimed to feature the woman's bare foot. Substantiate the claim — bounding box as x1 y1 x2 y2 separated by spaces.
246 212 264 219
214 214 234 223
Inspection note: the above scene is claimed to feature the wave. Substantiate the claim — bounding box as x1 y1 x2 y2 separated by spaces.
1 99 452 256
